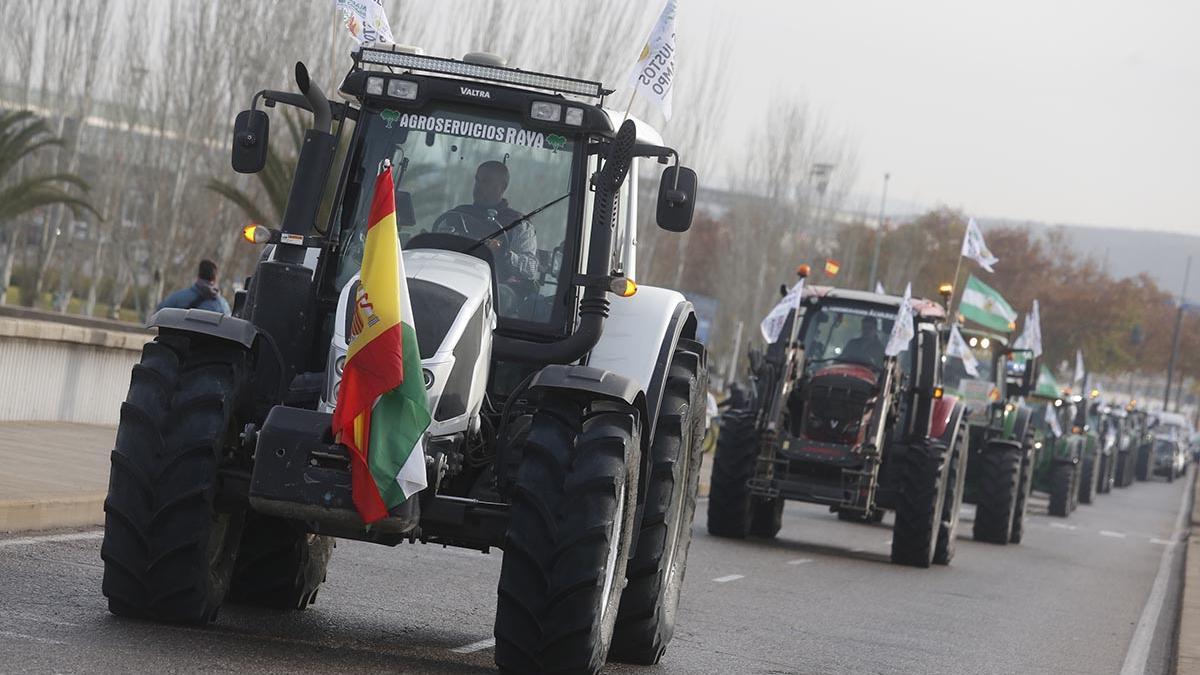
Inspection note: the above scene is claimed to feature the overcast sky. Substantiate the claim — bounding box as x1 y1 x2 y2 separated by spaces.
676 0 1199 233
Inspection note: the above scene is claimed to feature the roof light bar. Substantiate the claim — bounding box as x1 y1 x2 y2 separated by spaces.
356 48 611 98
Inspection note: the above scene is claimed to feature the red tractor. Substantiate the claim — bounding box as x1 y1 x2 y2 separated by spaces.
708 283 969 568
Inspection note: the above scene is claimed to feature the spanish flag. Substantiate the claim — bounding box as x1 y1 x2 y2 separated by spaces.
332 164 431 524
824 259 840 277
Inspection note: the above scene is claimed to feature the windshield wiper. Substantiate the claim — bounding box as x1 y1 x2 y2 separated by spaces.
466 192 572 253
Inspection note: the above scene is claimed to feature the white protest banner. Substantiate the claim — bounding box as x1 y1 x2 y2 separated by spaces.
961 217 999 272
760 279 805 344
885 283 915 357
946 324 981 377
628 0 677 119
335 0 395 47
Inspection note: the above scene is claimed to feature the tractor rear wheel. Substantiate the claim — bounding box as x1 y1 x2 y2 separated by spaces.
612 344 706 665
494 397 640 675
1048 462 1074 517
749 498 784 538
706 408 757 538
891 441 948 568
229 513 333 610
1078 451 1097 504
972 442 1021 544
1096 453 1112 494
934 422 968 565
1010 445 1034 543
1135 444 1152 481
101 335 249 622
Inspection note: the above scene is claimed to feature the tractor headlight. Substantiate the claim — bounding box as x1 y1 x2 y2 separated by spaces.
387 79 418 100
365 76 385 96
335 355 346 376
564 106 584 126
531 101 562 122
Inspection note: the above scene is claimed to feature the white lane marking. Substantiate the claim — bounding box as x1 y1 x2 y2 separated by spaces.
787 558 814 565
1100 530 1127 539
1049 523 1077 531
0 531 104 548
0 629 65 645
1150 537 1173 546
450 637 495 654
1120 468 1193 675
712 574 744 583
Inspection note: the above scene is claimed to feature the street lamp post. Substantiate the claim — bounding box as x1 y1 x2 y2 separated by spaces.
1164 255 1192 409
810 163 835 236
868 172 890 290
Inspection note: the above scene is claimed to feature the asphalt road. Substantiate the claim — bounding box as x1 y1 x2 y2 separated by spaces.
0 470 1190 674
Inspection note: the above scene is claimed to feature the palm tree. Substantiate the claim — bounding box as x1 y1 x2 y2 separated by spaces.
0 110 95 305
0 110 93 223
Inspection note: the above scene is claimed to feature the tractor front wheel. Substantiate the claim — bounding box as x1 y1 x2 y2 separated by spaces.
934 422 968 565
101 335 249 622
891 441 948 568
494 396 640 675
1048 462 1074 517
706 408 758 538
972 442 1021 544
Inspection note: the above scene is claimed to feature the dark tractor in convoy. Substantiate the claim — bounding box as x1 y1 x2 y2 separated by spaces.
708 283 968 568
1030 396 1083 518
942 328 1040 544
100 46 707 674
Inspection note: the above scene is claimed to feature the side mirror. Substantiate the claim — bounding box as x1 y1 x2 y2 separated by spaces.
657 165 698 232
395 190 417 228
231 109 270 174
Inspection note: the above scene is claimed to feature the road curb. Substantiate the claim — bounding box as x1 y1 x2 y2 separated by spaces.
1177 471 1200 674
0 494 105 533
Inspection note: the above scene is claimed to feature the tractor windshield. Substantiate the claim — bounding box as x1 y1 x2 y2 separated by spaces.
800 303 896 370
335 102 580 325
943 343 994 393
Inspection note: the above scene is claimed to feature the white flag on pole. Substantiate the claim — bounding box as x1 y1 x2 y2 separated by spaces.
1013 299 1043 357
874 281 886 295
885 283 915 357
628 0 678 119
946 324 980 377
1073 349 1086 388
760 279 805 344
335 0 395 47
961 218 999 272
1045 404 1063 437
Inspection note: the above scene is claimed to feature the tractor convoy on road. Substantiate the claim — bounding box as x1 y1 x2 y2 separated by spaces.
93 35 1194 675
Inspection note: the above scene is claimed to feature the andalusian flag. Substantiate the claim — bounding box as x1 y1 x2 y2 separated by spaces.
959 274 1017 333
332 164 430 524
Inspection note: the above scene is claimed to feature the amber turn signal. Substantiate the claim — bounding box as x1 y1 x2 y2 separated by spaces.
242 224 270 244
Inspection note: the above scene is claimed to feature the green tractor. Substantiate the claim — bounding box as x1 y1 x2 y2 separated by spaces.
942 328 1040 544
1028 371 1082 517
1073 392 1104 505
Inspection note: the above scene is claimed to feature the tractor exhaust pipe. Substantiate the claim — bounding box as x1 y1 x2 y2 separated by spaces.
276 62 336 263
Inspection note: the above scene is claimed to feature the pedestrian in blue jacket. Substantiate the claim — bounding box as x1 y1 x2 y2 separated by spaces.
157 259 230 314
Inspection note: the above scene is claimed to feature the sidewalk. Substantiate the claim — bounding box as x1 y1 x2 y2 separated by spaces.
0 422 114 532
1178 474 1200 673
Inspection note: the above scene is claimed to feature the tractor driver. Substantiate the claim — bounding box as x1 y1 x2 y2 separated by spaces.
841 316 885 366
436 161 539 315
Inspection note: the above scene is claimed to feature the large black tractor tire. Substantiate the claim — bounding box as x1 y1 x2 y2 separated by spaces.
706 407 757 538
1078 451 1097 504
1114 451 1134 488
971 443 1021 544
934 423 968 565
612 345 706 665
228 513 334 610
749 497 784 538
891 441 948 568
1096 453 1112 494
1135 445 1152 481
1010 446 1035 544
101 335 249 622
1068 460 1081 512
494 397 640 675
1048 462 1074 517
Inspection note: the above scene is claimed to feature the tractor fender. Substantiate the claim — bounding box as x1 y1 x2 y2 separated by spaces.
149 308 258 348
586 285 697 440
528 364 651 514
1002 404 1034 442
930 394 961 440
